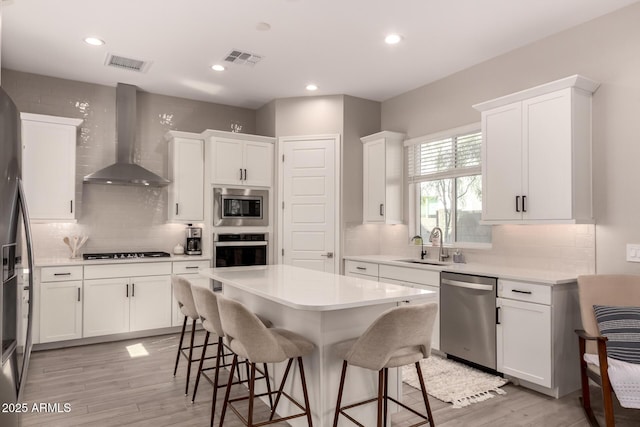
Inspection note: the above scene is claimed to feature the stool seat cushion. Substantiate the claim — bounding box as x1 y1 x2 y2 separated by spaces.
335 338 425 369
229 327 314 363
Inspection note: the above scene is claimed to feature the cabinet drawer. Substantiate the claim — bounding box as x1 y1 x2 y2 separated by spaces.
379 264 440 287
345 260 378 278
499 279 551 305
40 266 83 282
84 262 172 279
173 260 210 274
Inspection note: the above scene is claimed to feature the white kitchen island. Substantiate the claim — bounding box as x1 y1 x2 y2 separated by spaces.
199 264 436 426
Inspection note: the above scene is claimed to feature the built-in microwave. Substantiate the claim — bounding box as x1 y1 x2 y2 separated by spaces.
213 187 269 227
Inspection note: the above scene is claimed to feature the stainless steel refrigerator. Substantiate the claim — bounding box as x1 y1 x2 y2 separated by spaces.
0 86 34 426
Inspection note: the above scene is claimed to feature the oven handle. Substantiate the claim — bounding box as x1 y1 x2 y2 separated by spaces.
441 278 494 292
214 241 268 247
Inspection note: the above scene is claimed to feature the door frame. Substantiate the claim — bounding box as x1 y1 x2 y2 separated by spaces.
277 134 341 272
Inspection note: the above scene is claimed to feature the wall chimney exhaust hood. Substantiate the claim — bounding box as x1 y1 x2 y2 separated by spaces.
83 83 170 187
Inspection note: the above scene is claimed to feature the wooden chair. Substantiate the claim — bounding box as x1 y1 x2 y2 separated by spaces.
575 274 640 426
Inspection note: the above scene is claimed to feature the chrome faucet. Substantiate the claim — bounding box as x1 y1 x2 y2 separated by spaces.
429 227 449 262
410 235 427 260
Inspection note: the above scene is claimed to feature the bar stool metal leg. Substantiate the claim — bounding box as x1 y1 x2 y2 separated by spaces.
298 357 314 427
333 361 348 427
415 361 434 425
192 331 210 403
173 315 188 376
218 354 238 427
185 318 197 395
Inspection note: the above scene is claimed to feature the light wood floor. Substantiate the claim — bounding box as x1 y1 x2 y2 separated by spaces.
21 332 640 426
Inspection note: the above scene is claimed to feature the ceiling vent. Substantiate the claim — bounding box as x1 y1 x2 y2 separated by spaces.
105 53 152 73
223 49 263 67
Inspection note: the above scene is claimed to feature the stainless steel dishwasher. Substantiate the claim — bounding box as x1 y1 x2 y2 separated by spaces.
440 272 498 370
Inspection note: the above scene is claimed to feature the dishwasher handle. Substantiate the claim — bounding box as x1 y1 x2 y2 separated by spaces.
441 278 494 291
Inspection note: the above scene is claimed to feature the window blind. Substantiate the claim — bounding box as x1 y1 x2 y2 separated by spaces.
408 130 482 183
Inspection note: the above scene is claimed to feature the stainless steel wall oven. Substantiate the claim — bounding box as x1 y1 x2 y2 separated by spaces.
214 233 268 268
213 188 268 227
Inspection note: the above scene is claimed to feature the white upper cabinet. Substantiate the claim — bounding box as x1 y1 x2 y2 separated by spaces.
361 131 405 224
474 75 599 224
166 131 204 222
21 113 83 221
205 130 275 188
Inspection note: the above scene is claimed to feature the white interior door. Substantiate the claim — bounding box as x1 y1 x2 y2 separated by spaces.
281 136 339 273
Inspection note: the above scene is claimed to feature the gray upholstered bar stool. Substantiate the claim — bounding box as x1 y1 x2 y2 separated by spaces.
217 294 315 427
333 303 438 427
171 275 215 396
190 285 274 427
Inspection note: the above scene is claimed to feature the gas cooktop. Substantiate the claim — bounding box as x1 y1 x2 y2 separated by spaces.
82 251 171 260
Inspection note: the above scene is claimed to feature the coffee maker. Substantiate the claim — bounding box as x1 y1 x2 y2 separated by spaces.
185 224 202 255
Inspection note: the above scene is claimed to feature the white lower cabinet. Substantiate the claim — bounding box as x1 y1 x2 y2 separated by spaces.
496 279 580 397
83 278 130 337
171 260 212 327
39 266 84 343
40 280 83 343
497 297 551 387
378 265 440 351
344 260 441 351
83 263 172 338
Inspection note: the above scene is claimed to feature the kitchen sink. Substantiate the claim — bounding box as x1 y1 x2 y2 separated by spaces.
394 259 453 266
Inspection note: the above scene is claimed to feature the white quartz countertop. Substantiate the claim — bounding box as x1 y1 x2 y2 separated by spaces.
35 254 211 267
199 264 435 311
343 255 577 285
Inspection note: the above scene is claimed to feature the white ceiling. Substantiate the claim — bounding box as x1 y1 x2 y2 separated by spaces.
2 0 638 109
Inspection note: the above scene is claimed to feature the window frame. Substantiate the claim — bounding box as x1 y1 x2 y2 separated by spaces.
405 123 491 249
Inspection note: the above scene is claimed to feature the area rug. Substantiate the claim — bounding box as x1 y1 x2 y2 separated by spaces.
402 355 508 408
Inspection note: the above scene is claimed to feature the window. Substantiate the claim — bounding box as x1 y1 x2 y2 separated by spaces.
407 124 491 246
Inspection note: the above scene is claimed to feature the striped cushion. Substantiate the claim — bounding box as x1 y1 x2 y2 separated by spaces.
593 305 640 364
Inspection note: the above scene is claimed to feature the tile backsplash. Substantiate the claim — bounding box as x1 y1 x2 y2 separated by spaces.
344 223 596 275
2 69 256 259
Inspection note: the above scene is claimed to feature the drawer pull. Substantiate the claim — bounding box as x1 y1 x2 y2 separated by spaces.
185 266 199 269
511 289 532 295
54 272 72 276
356 266 367 271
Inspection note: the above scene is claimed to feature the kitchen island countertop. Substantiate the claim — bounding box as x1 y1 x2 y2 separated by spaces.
199 264 434 311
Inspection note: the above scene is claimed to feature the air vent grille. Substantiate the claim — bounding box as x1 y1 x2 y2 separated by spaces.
105 54 151 73
223 49 263 67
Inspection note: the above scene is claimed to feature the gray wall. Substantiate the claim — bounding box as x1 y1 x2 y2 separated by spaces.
381 2 640 274
273 95 344 136
1 69 256 258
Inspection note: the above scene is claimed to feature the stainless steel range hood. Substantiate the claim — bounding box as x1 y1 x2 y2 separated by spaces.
83 83 170 187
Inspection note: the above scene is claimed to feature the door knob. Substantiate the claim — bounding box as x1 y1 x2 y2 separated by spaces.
320 252 334 259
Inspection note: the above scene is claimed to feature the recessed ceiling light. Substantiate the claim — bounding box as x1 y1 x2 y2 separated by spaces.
306 84 318 91
84 37 105 46
211 64 225 71
384 34 402 45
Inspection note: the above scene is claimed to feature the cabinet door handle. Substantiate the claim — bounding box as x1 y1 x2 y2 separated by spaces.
244 169 247 181
240 168 243 180
511 289 532 295
379 204 384 216
132 283 135 297
522 195 527 213
515 196 520 212
126 284 129 298
54 272 71 276
77 287 81 302
175 203 179 215
496 306 501 325
70 200 73 214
